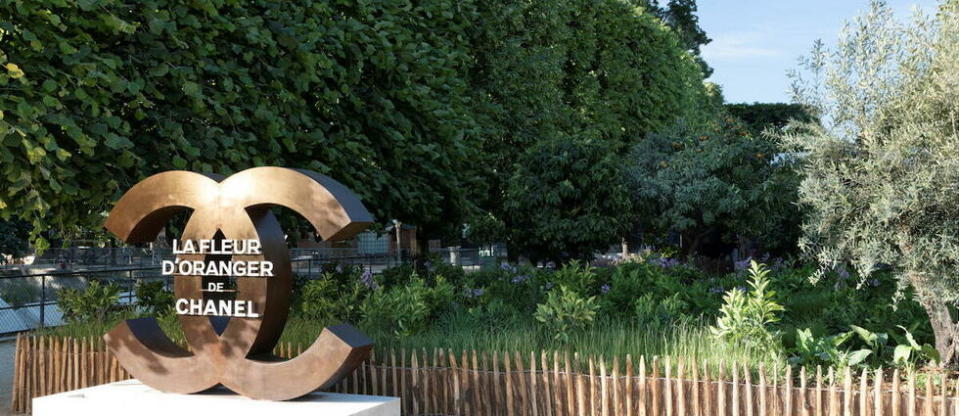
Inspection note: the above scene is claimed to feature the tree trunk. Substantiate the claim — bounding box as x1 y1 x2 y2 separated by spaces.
908 271 959 366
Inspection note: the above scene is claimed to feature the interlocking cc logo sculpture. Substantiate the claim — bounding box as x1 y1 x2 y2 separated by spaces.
102 167 374 400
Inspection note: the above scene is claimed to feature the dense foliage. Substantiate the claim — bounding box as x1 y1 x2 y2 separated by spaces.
710 261 783 347
784 0 959 365
0 219 31 262
0 0 708 258
627 115 801 258
724 103 816 137
643 0 713 76
58 280 120 322
0 0 481 246
55 254 935 371
134 280 173 315
467 0 709 259
504 138 634 263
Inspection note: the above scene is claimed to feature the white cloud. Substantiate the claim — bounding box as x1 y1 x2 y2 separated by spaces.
702 32 784 61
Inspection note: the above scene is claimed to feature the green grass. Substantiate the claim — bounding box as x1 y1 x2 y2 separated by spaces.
357 317 788 378
40 310 787 379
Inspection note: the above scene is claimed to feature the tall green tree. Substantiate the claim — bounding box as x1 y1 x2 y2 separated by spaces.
466 0 569 227
0 220 31 263
645 0 713 76
504 137 633 263
785 0 959 365
468 0 707 259
0 0 481 245
627 115 801 258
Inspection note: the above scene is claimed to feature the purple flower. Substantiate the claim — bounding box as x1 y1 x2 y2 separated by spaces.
511 274 529 284
500 262 517 273
600 284 610 294
424 260 433 271
463 287 485 298
335 264 344 273
735 286 748 293
359 268 378 290
544 282 555 290
836 267 850 280
734 257 752 272
654 257 680 268
869 278 880 287
709 287 725 294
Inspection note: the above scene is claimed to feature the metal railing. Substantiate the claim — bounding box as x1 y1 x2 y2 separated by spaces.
8 247 172 268
0 254 411 335
0 266 165 335
0 247 500 335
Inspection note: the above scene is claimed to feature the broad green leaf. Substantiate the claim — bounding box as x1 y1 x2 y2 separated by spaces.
103 134 133 150
846 349 871 366
172 156 187 169
4 63 24 78
183 81 201 97
893 344 912 364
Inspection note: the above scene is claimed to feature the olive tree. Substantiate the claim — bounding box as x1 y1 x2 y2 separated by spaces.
785 0 959 365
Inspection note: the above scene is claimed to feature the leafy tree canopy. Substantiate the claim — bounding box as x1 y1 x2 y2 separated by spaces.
0 220 31 262
784 0 959 365
468 0 709 259
725 103 817 137
1 0 713 261
640 0 712 76
627 115 800 258
504 137 633 264
0 0 481 246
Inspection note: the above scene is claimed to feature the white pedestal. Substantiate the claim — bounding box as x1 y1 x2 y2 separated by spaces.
33 379 400 416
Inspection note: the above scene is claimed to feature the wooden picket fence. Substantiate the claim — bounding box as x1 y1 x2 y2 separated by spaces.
10 333 959 415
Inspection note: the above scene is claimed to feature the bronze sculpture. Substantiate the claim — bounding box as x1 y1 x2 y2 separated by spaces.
102 167 374 400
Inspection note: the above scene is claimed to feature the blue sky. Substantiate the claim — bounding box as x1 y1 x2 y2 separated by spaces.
698 0 939 103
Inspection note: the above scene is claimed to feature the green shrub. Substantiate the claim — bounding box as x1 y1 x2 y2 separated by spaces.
58 280 121 322
788 328 862 368
534 286 599 342
380 264 416 288
890 326 939 366
599 261 721 321
298 273 365 325
429 261 467 286
464 263 544 312
360 277 454 337
360 283 429 337
772 265 931 344
134 280 173 315
550 261 597 296
599 263 648 318
785 325 936 369
710 261 783 346
634 292 689 323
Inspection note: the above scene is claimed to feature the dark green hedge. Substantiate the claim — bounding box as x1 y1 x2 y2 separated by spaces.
0 0 705 247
